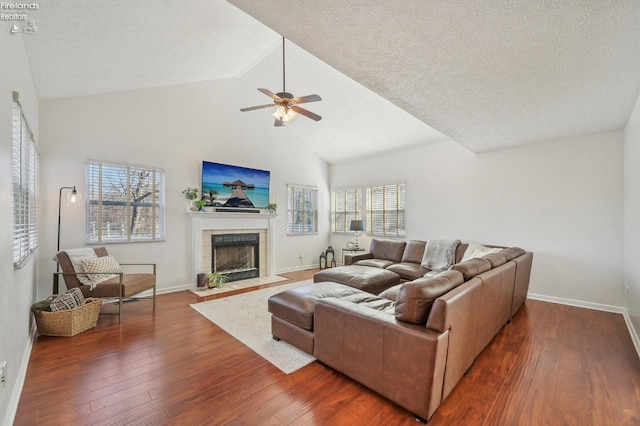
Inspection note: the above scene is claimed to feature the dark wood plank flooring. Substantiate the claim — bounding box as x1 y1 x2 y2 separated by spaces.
15 270 640 425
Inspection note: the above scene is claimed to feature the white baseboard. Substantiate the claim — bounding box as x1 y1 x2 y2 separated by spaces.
275 264 319 274
527 293 626 314
623 311 640 360
527 293 640 360
5 321 37 426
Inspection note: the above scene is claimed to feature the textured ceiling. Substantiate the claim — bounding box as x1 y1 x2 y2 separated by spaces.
229 0 640 151
20 0 640 162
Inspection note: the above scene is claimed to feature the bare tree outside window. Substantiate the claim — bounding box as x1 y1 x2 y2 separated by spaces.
86 161 165 243
287 185 318 235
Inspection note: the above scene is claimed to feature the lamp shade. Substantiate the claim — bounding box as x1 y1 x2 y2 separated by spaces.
349 220 364 232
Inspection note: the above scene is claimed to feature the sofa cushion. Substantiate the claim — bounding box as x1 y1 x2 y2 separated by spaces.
355 258 396 269
369 239 406 263
394 270 464 324
500 247 525 261
339 292 396 314
482 252 507 268
313 265 400 294
268 282 362 330
387 262 431 281
379 284 402 301
401 240 426 263
450 258 492 281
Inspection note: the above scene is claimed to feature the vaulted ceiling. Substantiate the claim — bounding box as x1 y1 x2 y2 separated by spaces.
20 0 640 163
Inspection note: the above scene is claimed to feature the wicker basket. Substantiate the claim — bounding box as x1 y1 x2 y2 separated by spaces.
32 298 102 337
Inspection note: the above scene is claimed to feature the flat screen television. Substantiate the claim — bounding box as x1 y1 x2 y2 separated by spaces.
201 161 270 209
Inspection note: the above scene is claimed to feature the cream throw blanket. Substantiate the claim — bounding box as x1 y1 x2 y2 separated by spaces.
421 239 461 270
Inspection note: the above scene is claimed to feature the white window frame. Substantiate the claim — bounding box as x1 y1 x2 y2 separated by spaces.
365 182 406 238
86 160 165 243
12 91 39 268
287 184 318 236
330 187 362 234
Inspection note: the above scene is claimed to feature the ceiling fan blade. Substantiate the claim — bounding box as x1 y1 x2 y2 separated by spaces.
291 105 322 121
274 118 285 127
292 94 322 104
240 103 275 112
258 88 282 100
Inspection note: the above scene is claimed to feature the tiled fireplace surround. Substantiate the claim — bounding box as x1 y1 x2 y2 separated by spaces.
190 211 276 286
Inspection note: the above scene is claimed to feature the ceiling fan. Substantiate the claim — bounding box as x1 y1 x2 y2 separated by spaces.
240 37 322 126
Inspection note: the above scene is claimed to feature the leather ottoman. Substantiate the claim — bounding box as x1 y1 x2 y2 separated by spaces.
268 282 362 354
313 265 400 295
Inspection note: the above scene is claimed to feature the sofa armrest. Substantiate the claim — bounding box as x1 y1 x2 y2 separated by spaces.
425 277 483 400
314 298 449 421
344 252 372 265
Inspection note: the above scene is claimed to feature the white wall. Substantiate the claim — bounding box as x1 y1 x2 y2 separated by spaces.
331 132 625 308
624 93 640 342
37 71 329 298
0 34 40 425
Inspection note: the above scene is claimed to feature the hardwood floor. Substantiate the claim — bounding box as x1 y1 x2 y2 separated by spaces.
15 270 640 425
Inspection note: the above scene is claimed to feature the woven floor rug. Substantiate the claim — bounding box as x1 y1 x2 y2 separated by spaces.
190 279 316 374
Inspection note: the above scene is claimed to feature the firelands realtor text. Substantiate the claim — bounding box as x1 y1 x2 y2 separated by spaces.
1 2 38 20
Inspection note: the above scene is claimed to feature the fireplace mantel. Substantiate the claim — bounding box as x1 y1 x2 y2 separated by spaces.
189 211 277 286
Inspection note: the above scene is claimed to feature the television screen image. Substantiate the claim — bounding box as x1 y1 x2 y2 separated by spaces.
201 161 270 209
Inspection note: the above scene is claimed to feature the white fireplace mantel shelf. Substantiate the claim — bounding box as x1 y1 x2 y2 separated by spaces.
190 210 277 286
187 210 277 219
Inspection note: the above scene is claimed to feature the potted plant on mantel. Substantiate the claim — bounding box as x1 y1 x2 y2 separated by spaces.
207 272 229 289
265 203 277 214
182 187 199 211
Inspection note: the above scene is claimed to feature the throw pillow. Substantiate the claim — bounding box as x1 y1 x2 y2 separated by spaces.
81 255 122 288
460 242 502 262
61 248 99 286
50 292 81 311
66 287 85 306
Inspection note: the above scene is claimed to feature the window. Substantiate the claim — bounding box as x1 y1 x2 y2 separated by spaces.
12 92 39 268
287 185 318 235
365 183 405 237
86 160 165 243
331 187 362 233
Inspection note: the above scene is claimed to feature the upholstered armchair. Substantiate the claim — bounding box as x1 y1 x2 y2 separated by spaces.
54 247 156 323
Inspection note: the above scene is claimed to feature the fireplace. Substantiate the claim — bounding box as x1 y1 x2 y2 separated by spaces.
211 233 260 282
190 211 275 287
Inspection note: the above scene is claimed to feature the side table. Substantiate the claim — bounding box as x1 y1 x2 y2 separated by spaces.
342 247 365 265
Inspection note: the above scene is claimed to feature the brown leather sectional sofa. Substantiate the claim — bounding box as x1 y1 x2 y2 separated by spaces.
268 239 533 422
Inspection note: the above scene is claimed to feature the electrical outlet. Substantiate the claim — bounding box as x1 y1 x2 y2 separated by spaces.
0 361 6 389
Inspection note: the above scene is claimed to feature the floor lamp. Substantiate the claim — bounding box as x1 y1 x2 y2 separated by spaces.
54 185 81 294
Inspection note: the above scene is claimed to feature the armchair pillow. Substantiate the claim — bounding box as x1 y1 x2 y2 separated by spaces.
61 247 99 286
81 255 122 288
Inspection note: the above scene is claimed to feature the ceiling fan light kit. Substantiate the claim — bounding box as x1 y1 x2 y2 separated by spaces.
240 37 322 126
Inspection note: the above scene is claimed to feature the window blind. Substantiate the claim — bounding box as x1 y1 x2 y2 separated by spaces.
86 160 165 243
287 185 318 235
331 187 362 233
365 183 405 237
12 92 39 268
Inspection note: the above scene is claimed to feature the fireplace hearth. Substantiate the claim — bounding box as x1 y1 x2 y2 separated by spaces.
211 233 260 282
